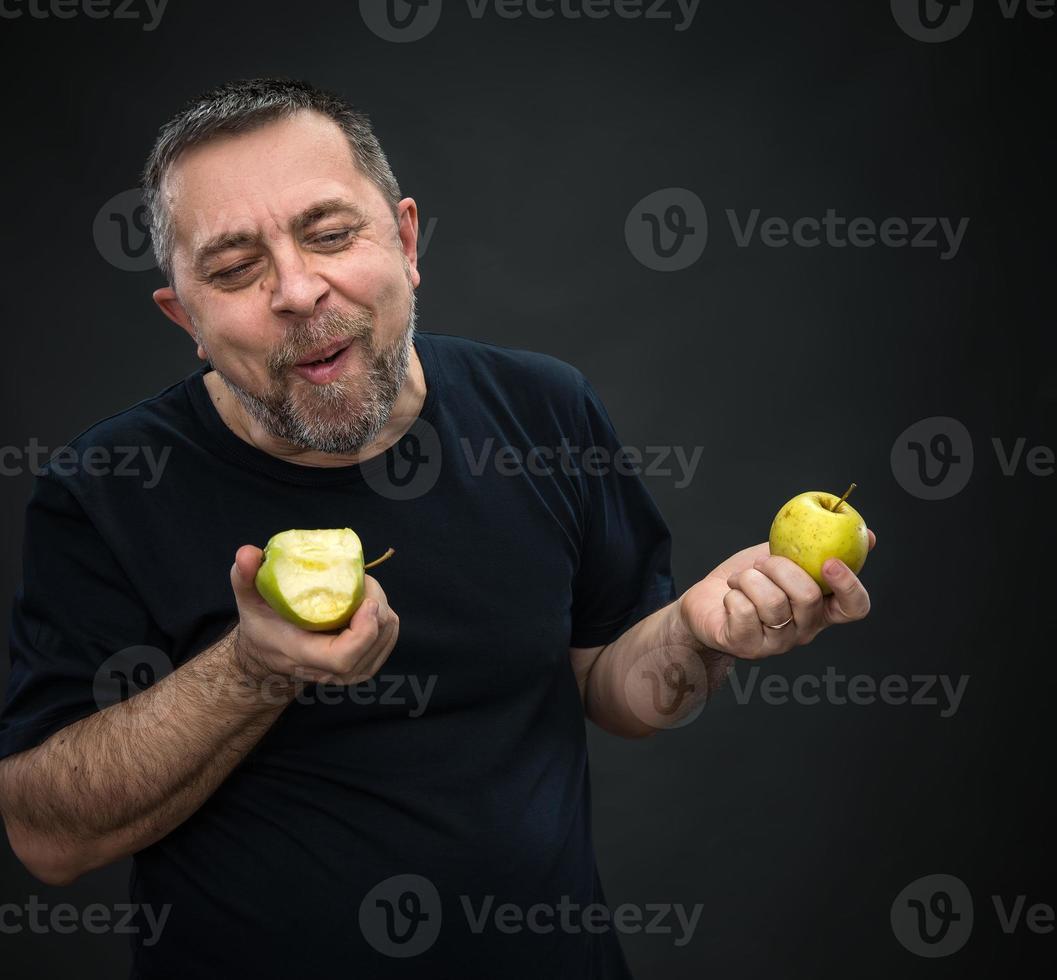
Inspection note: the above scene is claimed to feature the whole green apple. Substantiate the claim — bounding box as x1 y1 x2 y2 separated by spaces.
254 528 392 632
768 485 868 595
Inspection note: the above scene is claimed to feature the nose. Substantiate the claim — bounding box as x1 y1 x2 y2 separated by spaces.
268 246 329 319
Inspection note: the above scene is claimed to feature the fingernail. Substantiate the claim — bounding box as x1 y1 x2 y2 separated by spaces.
824 560 844 577
366 600 379 618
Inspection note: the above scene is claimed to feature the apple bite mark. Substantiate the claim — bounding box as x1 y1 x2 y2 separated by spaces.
254 528 394 632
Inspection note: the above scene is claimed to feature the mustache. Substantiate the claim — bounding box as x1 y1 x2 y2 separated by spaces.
268 308 374 371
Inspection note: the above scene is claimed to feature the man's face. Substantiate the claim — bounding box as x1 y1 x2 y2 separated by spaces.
159 110 420 455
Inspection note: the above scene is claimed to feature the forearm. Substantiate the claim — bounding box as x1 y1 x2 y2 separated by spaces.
584 575 736 738
0 627 295 884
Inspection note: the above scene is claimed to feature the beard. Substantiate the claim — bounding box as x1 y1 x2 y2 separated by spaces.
195 284 418 457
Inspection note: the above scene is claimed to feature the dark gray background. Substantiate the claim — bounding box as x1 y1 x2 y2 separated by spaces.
1 1 1054 977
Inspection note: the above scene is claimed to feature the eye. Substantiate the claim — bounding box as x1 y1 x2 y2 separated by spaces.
313 229 353 246
214 261 256 281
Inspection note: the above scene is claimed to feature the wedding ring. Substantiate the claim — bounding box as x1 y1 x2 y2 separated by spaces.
765 616 794 630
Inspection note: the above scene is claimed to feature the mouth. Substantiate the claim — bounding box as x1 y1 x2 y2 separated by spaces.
291 340 355 385
295 339 353 367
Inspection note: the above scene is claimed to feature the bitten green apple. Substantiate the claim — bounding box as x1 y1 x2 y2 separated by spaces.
253 528 394 632
767 484 868 595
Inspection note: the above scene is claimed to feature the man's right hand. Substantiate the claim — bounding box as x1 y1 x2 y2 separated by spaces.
228 544 400 689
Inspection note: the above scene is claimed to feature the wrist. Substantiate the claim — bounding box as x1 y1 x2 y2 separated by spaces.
217 627 299 710
669 593 703 651
672 589 735 671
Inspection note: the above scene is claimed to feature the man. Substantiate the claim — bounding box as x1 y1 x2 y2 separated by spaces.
0 78 875 978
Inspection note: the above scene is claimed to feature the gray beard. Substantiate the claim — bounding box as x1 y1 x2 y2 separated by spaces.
198 289 417 456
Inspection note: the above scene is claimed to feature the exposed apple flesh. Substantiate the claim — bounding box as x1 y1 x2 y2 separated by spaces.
254 528 365 631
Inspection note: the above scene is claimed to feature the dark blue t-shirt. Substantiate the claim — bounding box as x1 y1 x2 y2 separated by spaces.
0 331 677 979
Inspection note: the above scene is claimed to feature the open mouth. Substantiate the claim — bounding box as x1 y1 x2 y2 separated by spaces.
291 340 356 384
305 347 347 366
296 340 352 367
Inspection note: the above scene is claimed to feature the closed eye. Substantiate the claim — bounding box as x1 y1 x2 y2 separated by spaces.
214 262 256 281
313 230 353 246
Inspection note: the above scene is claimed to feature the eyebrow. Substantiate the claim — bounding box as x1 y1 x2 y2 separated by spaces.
191 198 370 274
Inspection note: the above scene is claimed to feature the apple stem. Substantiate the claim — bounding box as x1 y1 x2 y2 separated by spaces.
831 483 857 512
364 547 395 570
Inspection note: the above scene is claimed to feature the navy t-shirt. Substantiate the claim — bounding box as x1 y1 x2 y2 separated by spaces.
0 331 677 979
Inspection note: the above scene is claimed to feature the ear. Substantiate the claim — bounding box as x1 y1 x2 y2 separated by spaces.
395 198 422 289
153 287 207 361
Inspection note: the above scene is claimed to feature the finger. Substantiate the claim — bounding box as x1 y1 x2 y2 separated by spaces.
722 588 765 656
820 560 871 625
342 614 401 684
230 545 270 609
361 575 390 617
725 568 793 629
290 598 382 676
752 555 824 630
326 598 391 673
867 528 877 551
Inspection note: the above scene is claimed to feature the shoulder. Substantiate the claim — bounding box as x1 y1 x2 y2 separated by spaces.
418 331 586 401
36 373 193 493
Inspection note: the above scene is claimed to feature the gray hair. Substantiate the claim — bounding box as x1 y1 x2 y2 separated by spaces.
141 77 403 286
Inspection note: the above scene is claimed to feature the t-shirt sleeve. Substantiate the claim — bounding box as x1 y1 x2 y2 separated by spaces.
568 373 678 648
0 473 167 762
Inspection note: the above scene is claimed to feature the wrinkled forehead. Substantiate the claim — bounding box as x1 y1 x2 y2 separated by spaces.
162 111 386 263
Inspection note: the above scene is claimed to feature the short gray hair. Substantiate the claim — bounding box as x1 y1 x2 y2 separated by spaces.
141 77 403 286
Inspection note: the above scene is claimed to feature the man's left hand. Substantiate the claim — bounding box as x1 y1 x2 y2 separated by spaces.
676 529 876 660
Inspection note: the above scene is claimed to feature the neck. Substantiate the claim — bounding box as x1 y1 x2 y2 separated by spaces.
202 345 427 468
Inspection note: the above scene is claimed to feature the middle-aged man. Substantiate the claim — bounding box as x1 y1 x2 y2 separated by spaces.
0 78 875 978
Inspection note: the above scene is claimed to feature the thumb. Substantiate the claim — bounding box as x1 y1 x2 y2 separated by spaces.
230 544 266 602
